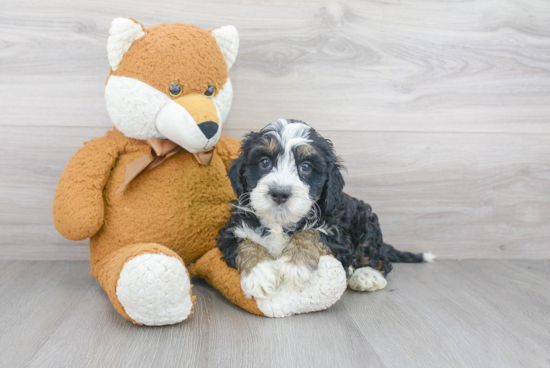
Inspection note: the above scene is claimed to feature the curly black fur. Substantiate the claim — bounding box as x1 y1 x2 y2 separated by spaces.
217 119 426 277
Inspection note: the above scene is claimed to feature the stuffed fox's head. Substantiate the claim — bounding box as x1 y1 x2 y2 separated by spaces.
105 18 239 153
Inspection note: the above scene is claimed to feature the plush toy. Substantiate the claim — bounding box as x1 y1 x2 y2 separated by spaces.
53 18 346 326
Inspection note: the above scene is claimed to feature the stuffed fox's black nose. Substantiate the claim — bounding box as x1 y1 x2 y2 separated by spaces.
269 189 292 205
198 121 218 139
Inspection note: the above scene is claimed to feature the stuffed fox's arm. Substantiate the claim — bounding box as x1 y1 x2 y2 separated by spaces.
53 137 118 241
216 136 241 172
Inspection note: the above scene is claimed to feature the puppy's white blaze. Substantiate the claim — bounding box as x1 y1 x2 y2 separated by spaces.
240 261 279 299
279 122 311 152
423 252 436 263
262 118 286 141
264 118 311 153
348 267 387 292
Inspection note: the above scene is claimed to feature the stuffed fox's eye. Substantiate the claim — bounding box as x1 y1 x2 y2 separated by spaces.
169 83 182 97
204 85 215 97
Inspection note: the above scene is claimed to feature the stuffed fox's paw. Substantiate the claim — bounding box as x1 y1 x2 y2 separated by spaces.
255 255 347 318
116 253 194 326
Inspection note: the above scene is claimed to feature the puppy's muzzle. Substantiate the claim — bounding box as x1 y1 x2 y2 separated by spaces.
269 187 292 205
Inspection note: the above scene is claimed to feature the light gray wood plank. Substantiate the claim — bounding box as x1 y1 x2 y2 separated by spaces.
1 260 548 367
507 259 550 281
26 279 385 368
0 227 89 260
0 261 94 367
341 260 550 367
1 0 550 133
2 126 549 260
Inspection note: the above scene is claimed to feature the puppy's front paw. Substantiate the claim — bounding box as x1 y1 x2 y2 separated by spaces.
240 261 279 299
256 256 347 318
348 267 387 292
275 230 325 289
275 256 314 290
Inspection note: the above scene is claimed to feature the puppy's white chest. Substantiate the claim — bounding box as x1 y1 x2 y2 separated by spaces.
260 229 290 258
234 224 290 258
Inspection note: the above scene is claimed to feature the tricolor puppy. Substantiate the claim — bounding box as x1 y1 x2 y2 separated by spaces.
218 119 435 300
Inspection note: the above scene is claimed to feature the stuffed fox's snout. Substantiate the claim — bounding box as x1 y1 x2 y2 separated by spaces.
104 18 238 153
155 93 221 152
175 94 220 129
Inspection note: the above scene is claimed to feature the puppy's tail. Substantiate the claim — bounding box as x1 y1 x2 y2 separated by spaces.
381 243 436 263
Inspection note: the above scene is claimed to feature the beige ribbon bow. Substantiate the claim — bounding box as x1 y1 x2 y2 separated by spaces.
115 138 215 195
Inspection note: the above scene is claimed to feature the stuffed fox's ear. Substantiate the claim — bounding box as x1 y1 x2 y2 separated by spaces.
107 18 145 71
212 26 239 70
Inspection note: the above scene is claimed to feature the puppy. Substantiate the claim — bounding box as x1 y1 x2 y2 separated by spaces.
218 119 434 299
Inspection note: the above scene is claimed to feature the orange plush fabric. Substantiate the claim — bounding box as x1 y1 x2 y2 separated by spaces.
54 128 237 270
110 23 228 98
53 127 257 323
189 248 264 316
53 19 263 324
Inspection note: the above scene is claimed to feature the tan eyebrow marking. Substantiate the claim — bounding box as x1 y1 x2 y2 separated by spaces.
296 145 317 159
259 138 279 155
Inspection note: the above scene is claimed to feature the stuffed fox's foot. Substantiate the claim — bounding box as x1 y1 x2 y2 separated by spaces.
92 243 195 326
190 248 347 318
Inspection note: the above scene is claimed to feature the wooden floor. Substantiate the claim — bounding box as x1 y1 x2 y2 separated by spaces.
1 260 548 367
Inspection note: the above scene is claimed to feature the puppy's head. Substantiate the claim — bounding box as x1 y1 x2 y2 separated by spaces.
229 119 344 228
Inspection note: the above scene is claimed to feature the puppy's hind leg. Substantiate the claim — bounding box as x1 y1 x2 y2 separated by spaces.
348 266 388 292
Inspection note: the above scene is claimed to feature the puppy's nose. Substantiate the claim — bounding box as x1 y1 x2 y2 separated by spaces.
269 189 292 205
197 121 218 139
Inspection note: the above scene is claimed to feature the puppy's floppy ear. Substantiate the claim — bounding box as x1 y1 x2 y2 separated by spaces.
227 132 260 199
323 157 345 212
228 151 246 199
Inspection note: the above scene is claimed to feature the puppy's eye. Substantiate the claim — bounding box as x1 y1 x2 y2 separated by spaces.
169 83 182 97
204 85 215 97
259 157 272 170
300 162 312 173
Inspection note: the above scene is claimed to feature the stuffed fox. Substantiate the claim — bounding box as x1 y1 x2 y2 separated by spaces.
53 18 346 326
